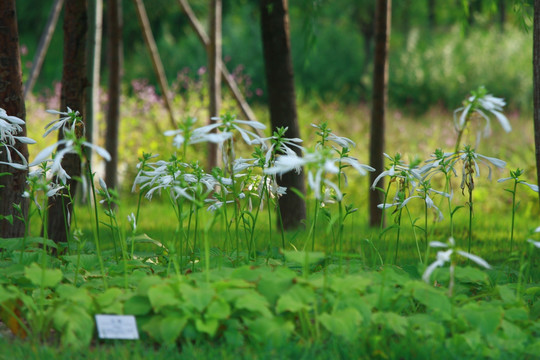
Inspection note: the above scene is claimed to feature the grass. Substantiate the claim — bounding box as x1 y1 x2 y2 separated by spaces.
1 93 538 358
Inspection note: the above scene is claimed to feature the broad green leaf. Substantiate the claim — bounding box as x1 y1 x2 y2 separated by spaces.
24 263 63 288
455 266 489 284
124 295 152 316
206 299 231 320
55 284 92 310
459 302 503 336
497 285 517 304
234 291 272 318
147 283 180 311
52 304 93 349
319 308 362 342
413 284 452 320
504 307 528 322
160 314 188 344
96 288 124 313
136 275 165 296
246 317 294 346
180 283 214 313
371 312 409 336
195 318 219 337
329 275 371 294
283 250 325 266
276 284 316 314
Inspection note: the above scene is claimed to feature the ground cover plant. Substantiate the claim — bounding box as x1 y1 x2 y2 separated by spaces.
1 85 540 359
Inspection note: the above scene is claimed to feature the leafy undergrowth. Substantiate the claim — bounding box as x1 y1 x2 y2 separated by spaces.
1 252 540 359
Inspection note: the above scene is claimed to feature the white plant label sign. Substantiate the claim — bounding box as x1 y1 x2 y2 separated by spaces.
95 315 139 340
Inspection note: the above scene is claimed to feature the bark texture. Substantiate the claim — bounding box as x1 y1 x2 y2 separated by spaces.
260 0 306 230
0 0 29 238
47 0 87 245
369 0 391 227
105 0 122 191
534 0 540 205
207 0 222 170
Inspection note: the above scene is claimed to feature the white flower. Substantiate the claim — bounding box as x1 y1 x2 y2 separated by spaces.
30 138 111 184
0 107 36 169
127 212 137 232
44 107 81 137
422 237 491 283
453 87 510 137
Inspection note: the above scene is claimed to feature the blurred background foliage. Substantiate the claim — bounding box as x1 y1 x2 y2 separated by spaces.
16 0 533 113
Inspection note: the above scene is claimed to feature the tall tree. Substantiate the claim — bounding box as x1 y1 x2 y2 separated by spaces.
207 0 222 170
86 0 103 167
105 0 122 190
0 0 29 238
47 0 87 245
260 0 306 230
534 0 540 205
24 0 65 99
369 0 391 227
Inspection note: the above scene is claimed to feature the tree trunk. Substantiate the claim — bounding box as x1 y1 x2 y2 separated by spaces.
369 0 391 227
498 0 505 32
534 0 540 205
105 0 122 191
427 0 436 29
207 0 221 170
85 0 103 168
132 0 176 129
47 0 87 245
24 0 65 99
177 0 257 122
0 0 29 238
260 0 306 230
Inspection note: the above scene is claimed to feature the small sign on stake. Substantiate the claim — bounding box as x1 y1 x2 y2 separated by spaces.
95 314 139 340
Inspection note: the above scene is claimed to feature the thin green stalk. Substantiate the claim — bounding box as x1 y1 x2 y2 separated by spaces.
88 170 108 288
467 188 473 257
394 207 403 264
509 180 517 253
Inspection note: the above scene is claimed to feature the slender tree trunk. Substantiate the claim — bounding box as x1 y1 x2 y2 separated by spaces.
427 0 436 29
207 0 221 170
85 0 103 167
105 0 122 190
24 0 64 99
534 0 540 205
177 0 257 122
0 0 29 238
260 0 306 230
47 0 87 245
498 0 505 32
132 0 176 129
369 0 391 227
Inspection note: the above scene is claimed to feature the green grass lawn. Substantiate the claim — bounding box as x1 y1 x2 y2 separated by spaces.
1 98 538 358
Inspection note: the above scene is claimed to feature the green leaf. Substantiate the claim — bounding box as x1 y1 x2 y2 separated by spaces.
96 288 124 313
55 284 92 310
52 304 93 349
24 263 63 288
459 302 503 336
147 283 180 311
246 317 294 346
276 284 316 314
206 299 231 320
160 314 188 344
319 308 362 342
180 283 214 313
195 318 219 337
234 291 272 318
497 285 517 304
371 312 409 336
413 284 452 320
283 250 325 266
124 295 152 316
